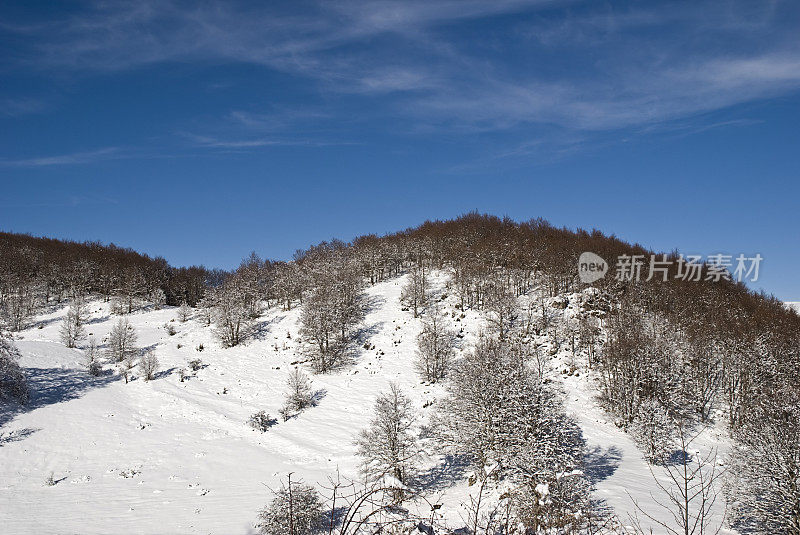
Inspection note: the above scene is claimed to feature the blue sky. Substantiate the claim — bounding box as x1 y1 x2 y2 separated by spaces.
1 1 799 299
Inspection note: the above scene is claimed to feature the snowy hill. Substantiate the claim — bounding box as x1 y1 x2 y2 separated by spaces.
1 271 733 534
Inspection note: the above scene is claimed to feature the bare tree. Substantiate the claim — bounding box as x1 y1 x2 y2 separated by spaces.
212 278 255 347
356 383 417 500
299 249 365 372
726 393 800 535
106 318 138 363
177 300 192 322
119 349 137 384
629 422 725 535
281 368 314 420
483 276 517 339
60 297 89 348
139 350 160 381
415 306 455 382
400 267 429 318
0 329 28 402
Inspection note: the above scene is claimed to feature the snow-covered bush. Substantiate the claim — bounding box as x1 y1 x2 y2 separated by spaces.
0 330 28 403
163 323 177 336
257 479 325 535
248 411 276 432
188 358 203 371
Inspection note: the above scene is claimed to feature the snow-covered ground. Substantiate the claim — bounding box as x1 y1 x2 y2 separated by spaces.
1 273 734 533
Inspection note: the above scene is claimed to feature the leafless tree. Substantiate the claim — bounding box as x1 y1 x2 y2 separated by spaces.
629 422 725 535
356 383 417 501
106 318 138 363
60 297 89 348
139 350 160 381
177 301 192 322
400 267 429 318
281 368 314 420
0 329 28 402
415 306 455 382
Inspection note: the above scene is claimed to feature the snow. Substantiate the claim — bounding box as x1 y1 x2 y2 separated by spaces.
0 273 736 533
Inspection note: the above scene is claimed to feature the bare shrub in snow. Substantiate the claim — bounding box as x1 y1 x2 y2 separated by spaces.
414 306 455 383
257 477 325 535
188 358 203 371
248 410 276 432
356 383 417 500
106 318 138 363
163 322 176 336
139 350 160 381
60 297 89 348
0 330 28 403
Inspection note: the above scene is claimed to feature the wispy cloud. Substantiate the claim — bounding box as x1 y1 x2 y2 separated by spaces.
0 147 121 167
0 97 48 116
2 0 799 154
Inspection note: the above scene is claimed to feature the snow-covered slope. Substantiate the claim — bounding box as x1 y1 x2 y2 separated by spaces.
0 273 733 534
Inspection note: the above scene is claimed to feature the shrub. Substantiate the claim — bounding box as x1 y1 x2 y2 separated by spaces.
249 411 276 432
257 480 325 535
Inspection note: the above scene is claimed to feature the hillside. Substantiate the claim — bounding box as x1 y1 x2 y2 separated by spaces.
1 216 797 534
2 271 733 534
